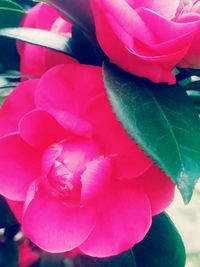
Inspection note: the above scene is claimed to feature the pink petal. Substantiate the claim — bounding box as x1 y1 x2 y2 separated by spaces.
44 49 78 73
19 45 46 78
36 3 59 30
23 186 96 253
51 17 72 35
139 164 175 215
43 108 92 136
0 134 41 201
0 80 37 137
19 109 68 150
35 64 103 115
81 156 112 204
85 93 152 179
35 64 103 134
80 181 151 257
126 0 182 19
92 0 154 45
91 1 176 83
137 7 199 44
21 3 58 30
17 3 59 55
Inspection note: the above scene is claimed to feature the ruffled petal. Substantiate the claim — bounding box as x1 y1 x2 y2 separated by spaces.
81 156 112 204
19 109 68 150
0 80 37 137
23 186 96 252
126 0 182 19
91 1 176 83
17 3 59 55
80 181 151 257
35 64 103 115
85 93 152 179
19 45 46 78
0 134 41 201
139 164 175 215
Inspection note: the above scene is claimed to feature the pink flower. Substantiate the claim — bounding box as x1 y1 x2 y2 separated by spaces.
18 242 40 267
177 0 200 68
91 0 200 84
0 64 174 257
17 3 77 78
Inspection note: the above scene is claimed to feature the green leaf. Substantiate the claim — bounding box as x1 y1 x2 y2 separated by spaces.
42 0 94 33
0 3 24 71
133 213 186 267
0 8 24 28
103 62 200 203
0 27 75 57
0 0 24 11
185 81 200 92
79 250 137 267
0 239 18 267
79 213 185 267
0 195 18 228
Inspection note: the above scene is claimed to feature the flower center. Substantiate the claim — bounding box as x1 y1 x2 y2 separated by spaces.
42 137 101 205
48 158 83 197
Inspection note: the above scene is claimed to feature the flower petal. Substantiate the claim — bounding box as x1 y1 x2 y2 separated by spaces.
81 156 112 204
17 3 59 55
91 1 176 83
23 186 96 253
85 94 152 179
80 181 151 257
19 109 68 150
0 80 37 137
35 64 103 116
126 0 182 19
139 164 175 215
0 134 41 201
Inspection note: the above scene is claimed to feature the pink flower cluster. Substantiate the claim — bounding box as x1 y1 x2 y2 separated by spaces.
2 0 195 258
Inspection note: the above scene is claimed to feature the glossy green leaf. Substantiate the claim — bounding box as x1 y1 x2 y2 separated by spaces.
133 213 186 267
0 3 23 71
0 195 18 228
0 27 75 57
185 81 200 92
0 8 24 28
0 0 24 11
79 250 136 267
103 62 200 203
42 0 94 33
0 239 18 267
79 213 185 267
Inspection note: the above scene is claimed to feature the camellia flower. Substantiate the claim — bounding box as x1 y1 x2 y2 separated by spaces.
17 3 77 78
0 64 174 257
91 0 200 84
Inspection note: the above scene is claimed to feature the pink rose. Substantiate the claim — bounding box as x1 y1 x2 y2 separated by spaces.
0 64 174 257
17 3 77 78
91 0 200 84
177 0 200 68
18 242 40 267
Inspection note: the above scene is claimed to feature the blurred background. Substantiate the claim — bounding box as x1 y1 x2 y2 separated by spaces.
167 181 200 267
